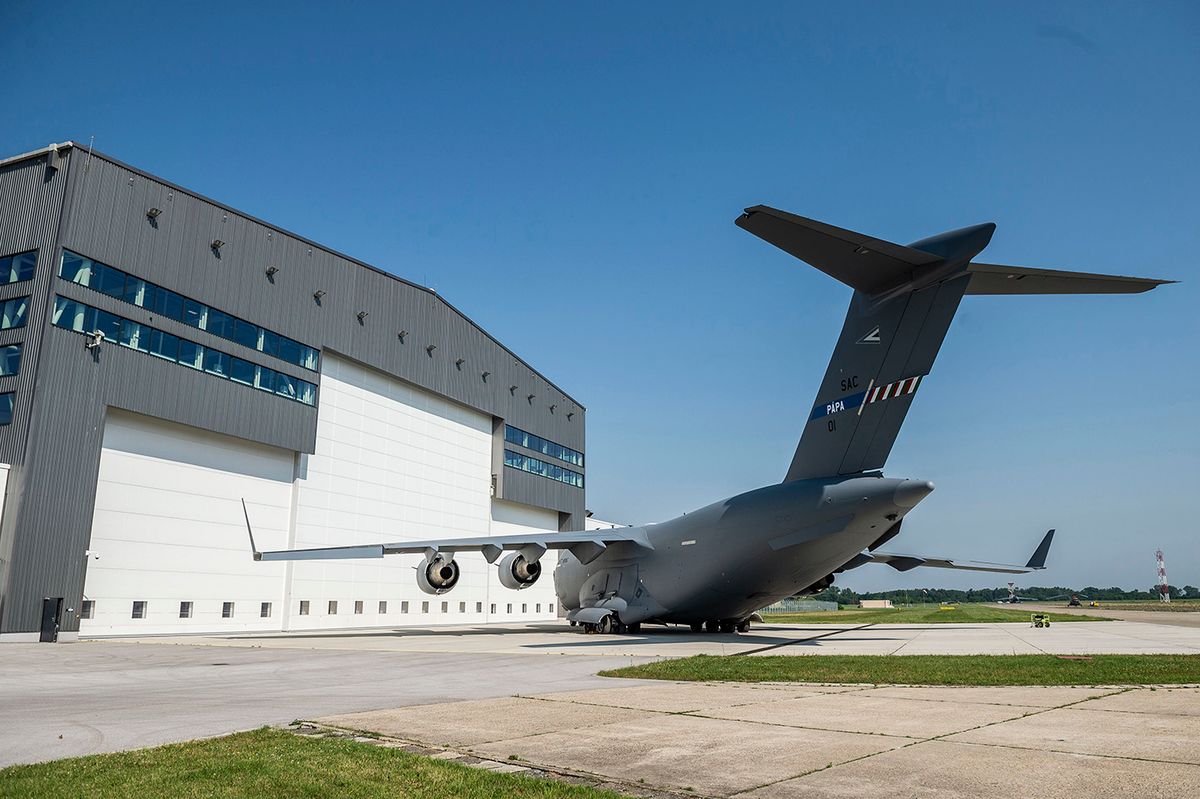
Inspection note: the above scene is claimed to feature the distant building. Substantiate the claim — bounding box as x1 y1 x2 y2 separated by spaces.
859 599 894 609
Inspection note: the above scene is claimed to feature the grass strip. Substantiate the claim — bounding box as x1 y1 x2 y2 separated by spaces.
600 654 1200 686
0 728 629 799
762 604 1109 624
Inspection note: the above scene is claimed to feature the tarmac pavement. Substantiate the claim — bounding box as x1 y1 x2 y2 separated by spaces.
319 682 1200 798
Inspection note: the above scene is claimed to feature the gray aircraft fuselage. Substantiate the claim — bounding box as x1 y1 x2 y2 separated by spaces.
554 476 932 625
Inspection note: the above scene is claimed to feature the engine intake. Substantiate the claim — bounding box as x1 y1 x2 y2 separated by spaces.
498 552 541 590
417 555 460 595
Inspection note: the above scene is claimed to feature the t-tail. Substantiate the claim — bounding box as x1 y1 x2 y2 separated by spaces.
735 206 1173 482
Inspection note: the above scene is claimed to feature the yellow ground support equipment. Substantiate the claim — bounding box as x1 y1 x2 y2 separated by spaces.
1031 613 1051 628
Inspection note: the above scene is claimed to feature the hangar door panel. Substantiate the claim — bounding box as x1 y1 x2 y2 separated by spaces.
81 409 294 636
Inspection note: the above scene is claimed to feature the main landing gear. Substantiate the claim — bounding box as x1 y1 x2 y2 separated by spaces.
690 618 752 634
579 615 641 634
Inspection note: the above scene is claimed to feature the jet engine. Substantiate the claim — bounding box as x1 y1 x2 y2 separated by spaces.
417 554 460 595
498 552 541 590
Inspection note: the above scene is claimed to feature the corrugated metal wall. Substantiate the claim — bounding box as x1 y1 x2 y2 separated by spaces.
0 145 587 634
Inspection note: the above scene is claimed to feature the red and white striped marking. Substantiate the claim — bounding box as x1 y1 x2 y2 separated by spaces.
867 375 922 404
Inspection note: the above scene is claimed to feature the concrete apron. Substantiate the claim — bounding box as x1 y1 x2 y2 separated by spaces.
316 682 1200 798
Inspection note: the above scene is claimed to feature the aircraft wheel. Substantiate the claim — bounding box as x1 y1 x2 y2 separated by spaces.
705 620 720 633
569 620 577 626
719 621 736 634
736 620 750 633
612 619 627 634
597 615 613 634
626 623 641 634
690 622 704 632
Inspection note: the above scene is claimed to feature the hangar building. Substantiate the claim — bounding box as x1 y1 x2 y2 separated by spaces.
0 142 585 641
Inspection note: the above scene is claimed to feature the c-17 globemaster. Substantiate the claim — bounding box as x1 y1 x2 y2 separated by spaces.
243 206 1171 634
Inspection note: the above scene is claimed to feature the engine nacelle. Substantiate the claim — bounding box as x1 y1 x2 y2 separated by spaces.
498 552 541 590
417 555 460 595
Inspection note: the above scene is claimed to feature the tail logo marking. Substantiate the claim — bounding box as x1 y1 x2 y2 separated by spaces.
809 374 924 421
857 326 881 344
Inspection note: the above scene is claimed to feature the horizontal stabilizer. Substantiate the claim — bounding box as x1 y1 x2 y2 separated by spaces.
735 206 941 295
866 528 1056 575
966 263 1173 295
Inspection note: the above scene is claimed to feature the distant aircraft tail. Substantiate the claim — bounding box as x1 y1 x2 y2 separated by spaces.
735 206 1172 482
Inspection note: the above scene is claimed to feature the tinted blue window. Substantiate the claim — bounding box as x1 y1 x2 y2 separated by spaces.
275 372 297 399
1 251 37 284
504 425 583 468
120 319 148 351
230 358 255 385
203 348 230 377
95 263 126 298
178 339 203 370
503 449 583 488
0 297 28 330
59 251 319 372
148 329 179 361
51 296 318 408
60 251 91 284
0 345 21 376
182 298 205 328
254 366 275 392
0 392 13 425
232 319 259 350
93 309 122 342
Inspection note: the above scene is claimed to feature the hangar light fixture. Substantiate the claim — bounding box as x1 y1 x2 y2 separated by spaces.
567 411 575 420
397 330 408 342
527 394 535 404
509 385 518 395
313 290 326 302
265 266 279 279
211 239 225 250
426 344 437 356
146 207 162 219
481 371 490 382
455 358 465 370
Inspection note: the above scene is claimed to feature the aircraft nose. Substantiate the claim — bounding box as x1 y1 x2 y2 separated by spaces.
894 479 935 508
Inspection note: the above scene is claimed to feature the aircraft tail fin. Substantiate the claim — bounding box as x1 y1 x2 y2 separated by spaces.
735 206 1170 482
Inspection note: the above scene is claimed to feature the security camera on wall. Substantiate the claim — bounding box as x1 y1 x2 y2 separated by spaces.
84 330 104 350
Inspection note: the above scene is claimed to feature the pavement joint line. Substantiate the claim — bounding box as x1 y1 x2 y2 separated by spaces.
734 623 877 655
517 692 917 736
756 683 1140 786
943 736 1200 767
288 722 705 799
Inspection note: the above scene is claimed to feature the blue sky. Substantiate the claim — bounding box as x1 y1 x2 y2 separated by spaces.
3 2 1196 592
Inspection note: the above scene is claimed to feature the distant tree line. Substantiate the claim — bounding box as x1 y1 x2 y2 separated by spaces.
808 584 1199 604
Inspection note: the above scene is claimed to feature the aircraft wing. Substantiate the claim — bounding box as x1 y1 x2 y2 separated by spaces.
864 529 1055 575
242 501 650 566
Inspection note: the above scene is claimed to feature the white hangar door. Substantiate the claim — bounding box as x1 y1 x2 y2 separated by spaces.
80 409 295 637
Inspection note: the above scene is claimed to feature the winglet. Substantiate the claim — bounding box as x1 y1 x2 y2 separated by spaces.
1025 529 1055 569
242 499 262 561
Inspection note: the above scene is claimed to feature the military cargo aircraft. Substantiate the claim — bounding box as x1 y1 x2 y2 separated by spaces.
244 206 1170 634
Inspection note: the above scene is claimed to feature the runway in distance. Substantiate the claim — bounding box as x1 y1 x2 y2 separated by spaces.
244 207 1171 634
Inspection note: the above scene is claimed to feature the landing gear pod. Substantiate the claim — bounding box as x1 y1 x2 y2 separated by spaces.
417 555 460 595
498 552 541 590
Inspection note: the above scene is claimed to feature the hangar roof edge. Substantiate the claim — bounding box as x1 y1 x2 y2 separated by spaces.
2 142 585 411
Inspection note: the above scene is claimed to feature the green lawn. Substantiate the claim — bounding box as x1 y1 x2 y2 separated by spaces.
0 728 628 799
763 603 1109 624
600 654 1200 686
